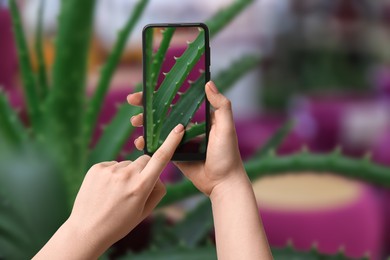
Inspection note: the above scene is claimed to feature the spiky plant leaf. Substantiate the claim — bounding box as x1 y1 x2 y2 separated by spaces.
88 83 143 167
145 27 155 152
214 54 261 93
150 214 182 249
84 0 149 146
159 180 197 208
160 151 390 207
151 30 205 151
44 0 96 199
160 75 205 143
150 27 176 92
206 0 254 38
162 54 261 143
244 151 390 186
34 0 48 98
88 104 142 168
0 144 68 259
170 198 213 248
182 122 205 144
150 198 213 249
9 0 41 132
0 91 27 146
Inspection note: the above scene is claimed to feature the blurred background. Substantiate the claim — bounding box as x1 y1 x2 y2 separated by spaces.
1 0 390 259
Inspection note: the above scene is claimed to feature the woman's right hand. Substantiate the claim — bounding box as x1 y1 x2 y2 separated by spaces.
127 81 248 197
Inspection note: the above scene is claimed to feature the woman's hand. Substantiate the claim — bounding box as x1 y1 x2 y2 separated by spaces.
127 81 247 197
128 81 272 260
33 124 185 260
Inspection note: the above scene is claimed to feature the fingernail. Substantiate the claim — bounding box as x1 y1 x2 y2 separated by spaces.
207 81 219 94
130 116 135 123
133 136 140 144
174 124 184 133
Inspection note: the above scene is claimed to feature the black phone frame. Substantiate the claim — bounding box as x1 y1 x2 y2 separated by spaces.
142 23 211 161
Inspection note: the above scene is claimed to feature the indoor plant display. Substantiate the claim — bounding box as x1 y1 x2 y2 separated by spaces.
1 0 390 259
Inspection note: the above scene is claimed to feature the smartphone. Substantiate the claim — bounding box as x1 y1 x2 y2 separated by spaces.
142 23 210 161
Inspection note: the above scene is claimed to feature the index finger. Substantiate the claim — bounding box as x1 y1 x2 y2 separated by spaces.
139 124 185 188
127 92 143 107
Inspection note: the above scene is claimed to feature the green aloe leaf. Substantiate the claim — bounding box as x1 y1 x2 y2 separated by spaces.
145 27 155 152
214 54 261 93
34 0 48 98
9 0 41 132
182 122 206 144
0 144 69 259
160 75 205 143
149 214 182 249
0 91 27 146
244 150 390 186
87 104 142 168
171 198 213 248
160 151 390 207
162 54 261 143
151 30 206 151
159 180 197 208
150 27 176 92
206 0 254 38
84 0 149 147
88 82 143 168
45 0 96 200
0 203 33 254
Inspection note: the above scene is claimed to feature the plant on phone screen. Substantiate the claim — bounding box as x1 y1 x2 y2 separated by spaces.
144 26 206 153
143 0 266 153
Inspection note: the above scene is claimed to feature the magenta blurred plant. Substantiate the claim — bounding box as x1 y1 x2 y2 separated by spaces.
0 6 17 90
373 65 390 97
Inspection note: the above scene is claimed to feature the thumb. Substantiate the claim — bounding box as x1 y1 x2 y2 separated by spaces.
205 81 235 129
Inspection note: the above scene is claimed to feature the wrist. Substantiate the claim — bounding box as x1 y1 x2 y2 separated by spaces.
63 217 109 259
209 168 251 203
33 218 108 260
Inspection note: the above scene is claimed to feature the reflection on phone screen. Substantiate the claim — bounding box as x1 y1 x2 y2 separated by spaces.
144 25 207 155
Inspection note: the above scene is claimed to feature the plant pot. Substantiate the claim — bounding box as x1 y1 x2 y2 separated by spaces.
254 174 384 259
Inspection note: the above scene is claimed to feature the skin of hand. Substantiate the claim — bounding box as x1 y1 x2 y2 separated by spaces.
33 124 185 260
128 81 273 260
128 81 245 196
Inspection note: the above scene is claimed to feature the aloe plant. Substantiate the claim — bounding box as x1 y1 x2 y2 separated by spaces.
1 0 263 258
3 0 389 258
160 149 390 207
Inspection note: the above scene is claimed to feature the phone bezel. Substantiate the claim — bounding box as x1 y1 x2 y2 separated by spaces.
142 23 211 161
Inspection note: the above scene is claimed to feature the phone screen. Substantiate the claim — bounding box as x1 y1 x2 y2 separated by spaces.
142 23 210 160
